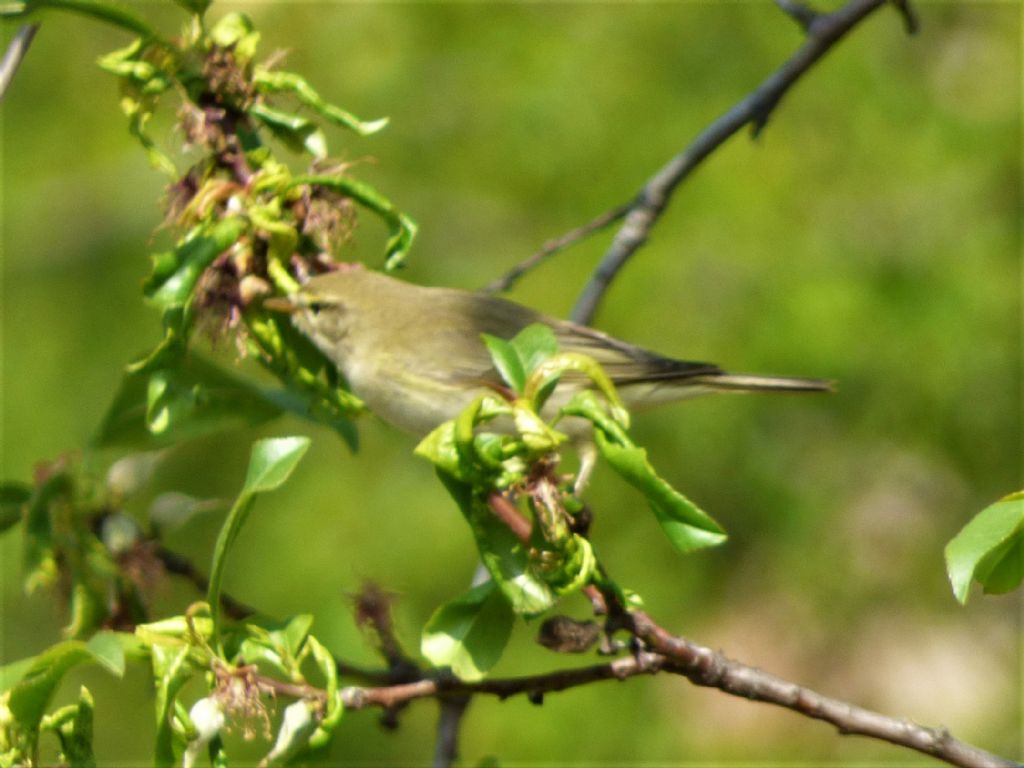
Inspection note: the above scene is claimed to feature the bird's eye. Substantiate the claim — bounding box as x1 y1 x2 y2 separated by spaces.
308 301 324 316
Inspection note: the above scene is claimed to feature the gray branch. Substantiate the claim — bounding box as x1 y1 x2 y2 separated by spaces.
570 0 913 325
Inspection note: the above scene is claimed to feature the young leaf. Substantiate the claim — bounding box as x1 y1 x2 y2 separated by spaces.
482 333 526 393
93 354 286 450
207 437 311 637
6 639 122 732
143 217 247 311
435 473 555 616
945 490 1024 604
151 643 194 768
595 431 726 553
253 69 389 136
510 323 559 377
421 581 515 681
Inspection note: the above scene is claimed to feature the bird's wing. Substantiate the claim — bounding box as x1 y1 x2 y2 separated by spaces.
550 321 722 384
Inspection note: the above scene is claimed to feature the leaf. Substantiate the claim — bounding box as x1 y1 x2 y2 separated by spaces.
946 490 1024 604
421 581 514 681
143 217 247 311
208 11 260 63
151 643 194 768
288 175 416 270
0 481 31 532
510 324 559 377
50 686 95 768
251 103 328 159
482 334 525 393
253 68 389 136
207 437 311 637
6 638 122 732
93 354 286 450
13 0 157 37
563 391 726 553
306 636 343 749
595 430 727 553
435 473 555 617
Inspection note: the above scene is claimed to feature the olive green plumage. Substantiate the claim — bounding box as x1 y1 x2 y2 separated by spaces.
284 266 830 439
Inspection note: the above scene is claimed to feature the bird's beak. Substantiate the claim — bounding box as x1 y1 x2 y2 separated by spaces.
262 296 300 315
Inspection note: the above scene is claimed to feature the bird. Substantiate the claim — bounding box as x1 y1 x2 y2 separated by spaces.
270 265 830 487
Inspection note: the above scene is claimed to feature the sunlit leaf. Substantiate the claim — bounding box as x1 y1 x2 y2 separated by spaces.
482 333 525 393
143 217 247 311
946 490 1024 604
93 354 285 450
421 580 514 681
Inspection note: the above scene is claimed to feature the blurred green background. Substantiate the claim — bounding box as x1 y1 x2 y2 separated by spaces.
1 1 1019 764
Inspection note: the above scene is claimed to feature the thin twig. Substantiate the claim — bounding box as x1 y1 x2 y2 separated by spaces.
570 0 915 325
0 23 39 100
482 203 632 294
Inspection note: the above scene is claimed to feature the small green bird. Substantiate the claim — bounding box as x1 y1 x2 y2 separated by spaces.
273 266 829 483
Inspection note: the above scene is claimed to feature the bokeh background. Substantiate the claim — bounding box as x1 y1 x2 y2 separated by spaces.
2 1 1020 764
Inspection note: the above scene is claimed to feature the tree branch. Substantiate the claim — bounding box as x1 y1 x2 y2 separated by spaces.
569 0 914 325
0 23 39 101
334 618 1013 768
482 203 631 294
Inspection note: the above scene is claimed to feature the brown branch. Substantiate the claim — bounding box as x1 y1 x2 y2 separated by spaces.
433 695 471 768
569 0 915 325
626 611 1014 768
329 615 1012 768
482 203 632 294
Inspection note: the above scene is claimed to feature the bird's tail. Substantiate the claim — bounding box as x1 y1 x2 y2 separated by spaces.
692 372 833 393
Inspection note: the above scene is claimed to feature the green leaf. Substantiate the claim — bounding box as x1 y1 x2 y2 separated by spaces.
7 639 121 731
482 334 525 393
510 324 559 377
11 0 157 37
435 474 555 617
288 175 416 270
0 481 31 532
207 437 311 638
209 11 260 62
93 354 286 450
50 686 95 768
421 581 514 681
242 435 311 493
151 644 194 768
946 490 1024 604
144 217 247 311
306 635 343 749
563 391 725 553
253 68 389 136
251 103 328 159
85 632 127 677
22 470 71 593
595 430 726 553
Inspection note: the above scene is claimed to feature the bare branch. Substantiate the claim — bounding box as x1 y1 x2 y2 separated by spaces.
775 0 820 33
482 203 631 294
570 0 916 325
433 696 471 768
333 619 1012 768
0 23 39 101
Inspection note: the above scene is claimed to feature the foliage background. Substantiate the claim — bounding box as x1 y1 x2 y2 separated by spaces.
1 1 1019 764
